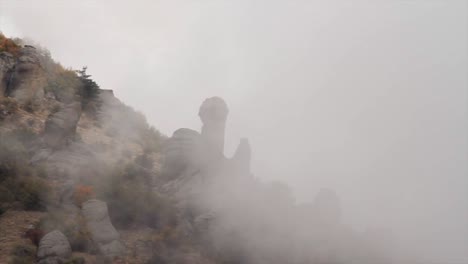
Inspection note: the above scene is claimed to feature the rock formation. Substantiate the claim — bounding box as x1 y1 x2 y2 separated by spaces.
37 230 72 264
0 52 16 97
161 128 202 180
43 102 82 148
81 199 124 257
160 97 252 201
162 97 250 180
158 96 257 250
199 97 229 154
231 138 251 175
7 46 47 105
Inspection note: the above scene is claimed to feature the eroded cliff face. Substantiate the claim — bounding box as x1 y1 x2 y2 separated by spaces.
7 46 48 105
0 51 15 97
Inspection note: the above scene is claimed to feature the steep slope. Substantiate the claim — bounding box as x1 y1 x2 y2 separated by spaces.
0 34 167 263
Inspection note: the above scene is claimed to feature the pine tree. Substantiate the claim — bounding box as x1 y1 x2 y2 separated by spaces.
76 66 100 103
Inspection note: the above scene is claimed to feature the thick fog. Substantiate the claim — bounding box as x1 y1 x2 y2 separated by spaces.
1 0 467 263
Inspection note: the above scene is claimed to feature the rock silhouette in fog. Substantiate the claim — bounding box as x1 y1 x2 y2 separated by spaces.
199 96 229 154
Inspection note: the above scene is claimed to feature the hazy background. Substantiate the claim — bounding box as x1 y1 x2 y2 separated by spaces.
1 0 467 263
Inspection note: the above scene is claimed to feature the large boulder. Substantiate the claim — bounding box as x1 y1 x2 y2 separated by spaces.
37 230 71 264
81 199 124 257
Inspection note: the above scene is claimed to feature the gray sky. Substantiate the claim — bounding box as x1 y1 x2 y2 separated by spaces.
1 0 467 263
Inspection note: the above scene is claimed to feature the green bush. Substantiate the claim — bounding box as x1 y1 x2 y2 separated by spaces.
76 66 100 107
0 130 50 211
9 244 36 264
0 176 49 210
16 177 50 210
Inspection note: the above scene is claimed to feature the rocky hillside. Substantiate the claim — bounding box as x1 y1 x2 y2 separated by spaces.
0 34 167 263
0 34 392 264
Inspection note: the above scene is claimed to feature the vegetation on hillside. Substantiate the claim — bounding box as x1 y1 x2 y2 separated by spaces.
76 66 100 107
0 129 50 214
0 35 176 263
9 244 37 264
0 33 20 56
44 69 82 103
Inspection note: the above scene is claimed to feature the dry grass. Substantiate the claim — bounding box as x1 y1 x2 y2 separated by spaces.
0 210 46 263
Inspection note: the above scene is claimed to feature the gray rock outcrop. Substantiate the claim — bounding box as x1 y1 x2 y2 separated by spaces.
81 199 124 257
231 138 251 175
160 97 252 199
0 52 16 97
161 128 202 180
37 230 71 264
7 46 47 104
43 102 82 148
199 97 229 154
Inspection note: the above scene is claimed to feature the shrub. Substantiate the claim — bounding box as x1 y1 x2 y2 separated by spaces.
72 185 95 208
0 185 15 204
76 66 100 107
97 162 177 229
10 244 36 264
11 127 37 149
135 150 154 170
0 130 50 211
0 132 28 182
23 99 40 113
0 176 50 210
0 97 19 120
62 219 95 253
24 228 44 247
37 212 95 253
0 33 20 56
16 177 49 210
140 126 163 154
44 70 81 103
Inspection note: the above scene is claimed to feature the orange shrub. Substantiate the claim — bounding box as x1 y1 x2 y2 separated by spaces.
73 185 95 207
0 33 20 56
